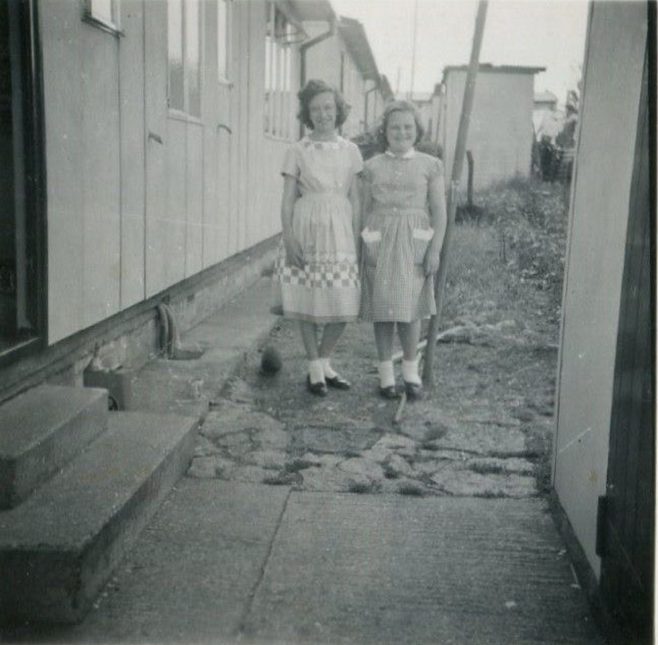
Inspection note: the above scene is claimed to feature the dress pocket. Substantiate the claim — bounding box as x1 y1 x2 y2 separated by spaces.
412 227 434 264
361 228 382 266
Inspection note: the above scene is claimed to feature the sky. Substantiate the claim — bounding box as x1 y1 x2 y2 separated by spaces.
330 0 589 106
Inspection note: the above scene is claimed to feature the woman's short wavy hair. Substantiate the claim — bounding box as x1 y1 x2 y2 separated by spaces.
297 79 350 130
377 100 425 150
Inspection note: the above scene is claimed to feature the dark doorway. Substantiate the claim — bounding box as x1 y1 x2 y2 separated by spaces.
599 43 654 643
0 0 45 363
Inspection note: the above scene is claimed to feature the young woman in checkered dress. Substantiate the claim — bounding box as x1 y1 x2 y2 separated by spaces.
272 80 363 396
361 101 447 400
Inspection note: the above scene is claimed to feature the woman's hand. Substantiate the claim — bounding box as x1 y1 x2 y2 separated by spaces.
423 242 442 276
284 236 305 268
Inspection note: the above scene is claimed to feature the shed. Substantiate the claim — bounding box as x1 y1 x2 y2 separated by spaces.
439 63 544 190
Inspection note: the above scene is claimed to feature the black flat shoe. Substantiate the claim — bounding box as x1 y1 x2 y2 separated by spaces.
379 385 399 400
404 381 424 401
325 374 351 390
307 375 328 397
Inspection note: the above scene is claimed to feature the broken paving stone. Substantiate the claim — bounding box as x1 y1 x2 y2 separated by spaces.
193 434 222 457
244 449 287 470
187 457 219 479
382 454 414 478
201 400 284 440
369 434 418 458
427 423 527 457
291 426 377 455
337 457 385 482
253 426 290 451
301 464 367 492
467 457 535 476
230 464 271 484
411 458 454 477
431 467 537 498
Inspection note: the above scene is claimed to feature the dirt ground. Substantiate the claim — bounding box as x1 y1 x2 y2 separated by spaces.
188 213 564 499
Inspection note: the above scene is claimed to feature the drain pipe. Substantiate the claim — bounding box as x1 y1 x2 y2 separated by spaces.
299 17 337 138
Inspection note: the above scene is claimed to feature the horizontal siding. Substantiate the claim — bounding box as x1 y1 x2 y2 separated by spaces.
41 0 295 343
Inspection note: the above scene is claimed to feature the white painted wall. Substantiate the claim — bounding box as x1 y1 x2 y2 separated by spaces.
304 27 368 139
41 0 292 344
553 0 647 577
442 70 536 190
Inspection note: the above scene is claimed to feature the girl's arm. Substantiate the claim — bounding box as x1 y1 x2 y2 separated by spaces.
281 175 303 267
348 175 362 243
424 172 448 276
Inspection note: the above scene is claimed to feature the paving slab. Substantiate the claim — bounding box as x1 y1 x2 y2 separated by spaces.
5 480 290 643
242 493 603 645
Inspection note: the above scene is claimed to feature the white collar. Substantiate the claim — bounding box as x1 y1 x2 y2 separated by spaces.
385 148 416 159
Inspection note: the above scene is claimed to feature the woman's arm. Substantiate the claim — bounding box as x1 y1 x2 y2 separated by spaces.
424 173 448 276
281 175 303 267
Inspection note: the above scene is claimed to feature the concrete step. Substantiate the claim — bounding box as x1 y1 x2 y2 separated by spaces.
0 385 109 509
0 410 198 624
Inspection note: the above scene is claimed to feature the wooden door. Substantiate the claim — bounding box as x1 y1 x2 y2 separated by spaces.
599 45 654 643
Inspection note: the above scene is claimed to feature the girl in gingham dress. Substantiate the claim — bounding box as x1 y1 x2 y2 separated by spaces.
361 101 447 400
272 80 363 396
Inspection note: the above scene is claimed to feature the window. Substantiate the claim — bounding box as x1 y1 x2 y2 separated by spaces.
217 0 231 82
264 3 294 139
168 0 202 117
84 0 121 34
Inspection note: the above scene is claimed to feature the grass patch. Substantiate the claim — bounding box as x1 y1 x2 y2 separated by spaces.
398 483 425 497
348 481 377 494
284 459 316 473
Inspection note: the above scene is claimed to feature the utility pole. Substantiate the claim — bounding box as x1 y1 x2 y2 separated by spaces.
423 0 489 385
409 0 419 100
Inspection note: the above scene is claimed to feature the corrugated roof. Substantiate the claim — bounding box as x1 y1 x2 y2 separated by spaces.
337 16 379 80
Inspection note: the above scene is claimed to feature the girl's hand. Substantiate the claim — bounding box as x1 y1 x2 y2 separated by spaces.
423 245 441 276
284 237 304 268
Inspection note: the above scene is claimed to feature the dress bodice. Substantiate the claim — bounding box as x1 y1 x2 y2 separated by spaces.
364 151 443 212
282 136 363 196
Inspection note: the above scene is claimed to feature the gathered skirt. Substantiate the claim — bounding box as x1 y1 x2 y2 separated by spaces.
271 192 360 323
360 208 436 323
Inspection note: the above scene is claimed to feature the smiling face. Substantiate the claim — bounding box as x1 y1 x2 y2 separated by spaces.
308 91 337 136
385 110 417 155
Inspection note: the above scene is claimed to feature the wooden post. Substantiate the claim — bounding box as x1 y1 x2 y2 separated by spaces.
423 0 488 385
466 150 474 208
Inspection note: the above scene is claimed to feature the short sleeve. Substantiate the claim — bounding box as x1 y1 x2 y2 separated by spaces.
281 145 299 178
349 143 364 176
428 157 444 181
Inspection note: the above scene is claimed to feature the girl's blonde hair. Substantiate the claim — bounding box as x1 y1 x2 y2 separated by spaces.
377 100 425 149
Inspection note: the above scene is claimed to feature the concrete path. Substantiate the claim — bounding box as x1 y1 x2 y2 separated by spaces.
5 277 604 645
12 480 601 644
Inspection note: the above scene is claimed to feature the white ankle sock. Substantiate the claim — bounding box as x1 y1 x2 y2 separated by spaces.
320 358 338 379
308 359 325 384
378 361 395 388
402 359 421 385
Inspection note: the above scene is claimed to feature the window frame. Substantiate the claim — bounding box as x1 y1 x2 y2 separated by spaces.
83 0 123 36
167 0 204 120
217 0 232 85
264 2 295 141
